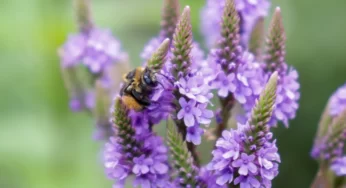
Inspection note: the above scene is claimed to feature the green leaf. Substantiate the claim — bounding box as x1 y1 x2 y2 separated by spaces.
166 118 199 187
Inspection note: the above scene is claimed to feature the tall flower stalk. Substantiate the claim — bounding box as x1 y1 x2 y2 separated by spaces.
262 7 300 127
59 0 129 140
208 0 265 140
208 72 280 187
311 83 346 188
212 0 240 139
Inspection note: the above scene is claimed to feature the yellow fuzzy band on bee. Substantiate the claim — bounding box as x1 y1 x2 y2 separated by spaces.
121 95 143 111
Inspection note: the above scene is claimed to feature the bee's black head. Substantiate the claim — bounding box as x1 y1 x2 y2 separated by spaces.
143 68 158 87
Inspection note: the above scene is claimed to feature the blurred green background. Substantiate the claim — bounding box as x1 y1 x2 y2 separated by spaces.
1 0 346 187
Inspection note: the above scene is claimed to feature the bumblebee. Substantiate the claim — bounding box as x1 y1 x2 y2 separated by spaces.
120 67 159 111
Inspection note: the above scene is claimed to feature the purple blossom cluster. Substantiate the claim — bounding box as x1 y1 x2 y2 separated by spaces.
59 28 128 114
201 0 270 48
59 28 126 73
208 122 280 187
176 78 213 145
310 83 346 179
174 60 215 145
104 112 171 187
329 82 346 117
208 49 265 106
331 156 346 176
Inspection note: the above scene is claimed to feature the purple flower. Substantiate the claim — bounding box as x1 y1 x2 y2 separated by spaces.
200 0 270 48
59 28 126 74
329 83 346 117
232 153 257 175
177 98 202 127
178 76 210 103
129 110 149 135
208 47 266 107
230 52 265 104
216 168 235 186
216 130 240 160
83 29 125 73
197 103 214 125
331 156 346 176
257 145 281 169
104 137 131 183
198 167 227 188
186 125 204 145
133 155 153 175
234 175 260 188
59 34 86 67
213 71 236 98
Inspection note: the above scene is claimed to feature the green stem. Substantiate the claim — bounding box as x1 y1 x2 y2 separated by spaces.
311 163 333 188
216 94 235 139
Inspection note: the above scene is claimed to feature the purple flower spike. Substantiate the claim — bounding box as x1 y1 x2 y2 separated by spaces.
104 99 171 187
177 98 201 127
201 0 270 48
208 73 281 187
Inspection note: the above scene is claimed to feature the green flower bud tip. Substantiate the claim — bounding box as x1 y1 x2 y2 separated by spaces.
249 17 265 59
250 71 278 127
265 7 286 73
161 0 180 39
166 117 199 187
171 6 193 78
219 0 240 62
148 38 170 71
74 0 93 32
